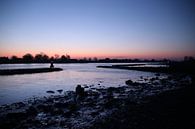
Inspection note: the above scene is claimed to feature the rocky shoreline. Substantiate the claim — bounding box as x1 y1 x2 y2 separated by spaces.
0 73 193 129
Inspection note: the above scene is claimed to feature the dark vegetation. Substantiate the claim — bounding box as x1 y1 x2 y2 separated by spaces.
0 53 172 64
0 53 71 64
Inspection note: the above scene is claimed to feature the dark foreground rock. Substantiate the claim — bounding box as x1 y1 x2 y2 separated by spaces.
0 74 194 129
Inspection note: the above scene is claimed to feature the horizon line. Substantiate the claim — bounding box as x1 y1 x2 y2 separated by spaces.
0 53 194 61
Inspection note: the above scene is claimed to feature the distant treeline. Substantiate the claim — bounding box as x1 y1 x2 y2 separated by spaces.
0 53 194 64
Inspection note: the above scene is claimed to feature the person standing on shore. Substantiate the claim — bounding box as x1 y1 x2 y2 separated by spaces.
50 61 54 68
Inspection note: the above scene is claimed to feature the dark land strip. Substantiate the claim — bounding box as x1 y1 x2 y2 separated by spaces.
0 68 63 75
97 61 195 74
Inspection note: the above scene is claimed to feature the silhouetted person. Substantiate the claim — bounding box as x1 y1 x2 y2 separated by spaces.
50 61 54 68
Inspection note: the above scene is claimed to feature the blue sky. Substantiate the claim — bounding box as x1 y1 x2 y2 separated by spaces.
0 0 195 59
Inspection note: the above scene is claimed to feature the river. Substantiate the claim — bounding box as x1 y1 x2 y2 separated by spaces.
0 63 155 105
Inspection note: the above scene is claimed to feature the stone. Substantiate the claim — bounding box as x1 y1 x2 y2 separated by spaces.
125 80 133 85
125 80 139 86
53 102 67 108
76 85 85 97
26 106 38 116
15 102 25 108
7 112 27 120
46 90 55 94
37 104 52 113
84 85 89 88
155 73 160 76
51 108 64 115
57 89 63 94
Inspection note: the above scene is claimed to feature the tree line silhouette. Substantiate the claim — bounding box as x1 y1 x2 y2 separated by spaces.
0 53 71 63
0 53 194 64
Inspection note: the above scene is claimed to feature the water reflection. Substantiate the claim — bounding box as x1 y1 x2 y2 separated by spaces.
0 63 155 105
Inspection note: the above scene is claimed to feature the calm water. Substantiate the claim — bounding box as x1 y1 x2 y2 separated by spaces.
0 63 155 105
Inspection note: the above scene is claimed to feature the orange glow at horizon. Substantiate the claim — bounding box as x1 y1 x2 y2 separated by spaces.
0 49 194 60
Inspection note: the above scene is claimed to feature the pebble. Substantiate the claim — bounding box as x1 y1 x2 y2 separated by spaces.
57 89 63 94
46 90 55 94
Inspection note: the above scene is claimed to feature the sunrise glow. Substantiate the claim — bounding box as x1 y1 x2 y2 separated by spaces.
0 0 195 59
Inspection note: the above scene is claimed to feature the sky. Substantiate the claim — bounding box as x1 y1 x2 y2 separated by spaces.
0 0 195 59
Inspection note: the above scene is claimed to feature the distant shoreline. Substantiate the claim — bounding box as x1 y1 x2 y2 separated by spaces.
97 65 170 73
0 68 63 75
97 61 195 74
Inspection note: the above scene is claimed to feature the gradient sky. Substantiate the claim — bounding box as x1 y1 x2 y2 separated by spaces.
0 0 195 59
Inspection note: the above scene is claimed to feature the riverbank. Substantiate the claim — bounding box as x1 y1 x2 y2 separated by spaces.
97 61 195 74
97 65 170 73
0 73 193 129
0 68 63 75
93 83 195 129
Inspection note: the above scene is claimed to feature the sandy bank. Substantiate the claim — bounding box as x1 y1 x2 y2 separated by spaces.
0 68 63 75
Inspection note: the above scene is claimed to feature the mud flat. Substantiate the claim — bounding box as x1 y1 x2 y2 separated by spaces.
0 74 193 129
0 68 63 75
